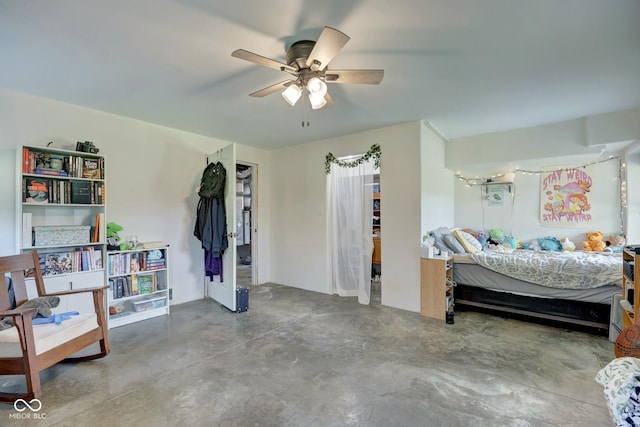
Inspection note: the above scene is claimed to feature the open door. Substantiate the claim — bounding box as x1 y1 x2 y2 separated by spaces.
205 143 237 311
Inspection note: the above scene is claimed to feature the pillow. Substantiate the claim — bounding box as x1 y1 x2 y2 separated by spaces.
452 229 482 253
596 357 640 426
444 234 467 254
430 227 453 254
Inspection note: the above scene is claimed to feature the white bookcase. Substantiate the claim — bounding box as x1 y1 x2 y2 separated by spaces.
15 145 106 314
106 246 170 328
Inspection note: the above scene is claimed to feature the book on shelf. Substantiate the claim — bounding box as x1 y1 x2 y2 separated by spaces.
81 158 101 179
140 241 167 249
93 214 100 243
98 213 105 241
136 273 155 294
130 275 139 295
34 167 68 177
22 213 32 247
94 249 103 269
41 252 73 276
70 180 91 204
25 178 50 203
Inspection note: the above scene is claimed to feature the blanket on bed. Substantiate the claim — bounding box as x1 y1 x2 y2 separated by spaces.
468 250 622 289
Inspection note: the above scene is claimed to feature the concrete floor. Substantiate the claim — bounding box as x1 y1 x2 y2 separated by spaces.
0 284 614 426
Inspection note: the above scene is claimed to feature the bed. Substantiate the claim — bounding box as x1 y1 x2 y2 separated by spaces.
452 249 622 336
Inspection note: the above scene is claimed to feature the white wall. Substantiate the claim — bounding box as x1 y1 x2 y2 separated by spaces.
269 122 423 312
446 112 633 245
421 121 455 235
453 160 623 245
0 88 272 305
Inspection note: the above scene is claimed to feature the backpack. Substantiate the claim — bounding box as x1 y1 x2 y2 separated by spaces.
198 162 226 199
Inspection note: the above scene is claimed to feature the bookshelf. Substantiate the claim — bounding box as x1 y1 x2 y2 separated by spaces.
16 145 106 314
621 248 640 329
107 245 170 328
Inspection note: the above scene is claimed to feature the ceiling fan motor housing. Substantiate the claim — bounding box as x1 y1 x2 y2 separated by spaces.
286 40 316 70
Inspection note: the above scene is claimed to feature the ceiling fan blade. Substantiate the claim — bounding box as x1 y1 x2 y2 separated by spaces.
305 26 350 71
232 49 298 73
325 69 384 85
249 80 295 98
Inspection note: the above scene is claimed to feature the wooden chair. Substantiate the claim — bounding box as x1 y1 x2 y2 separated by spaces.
0 251 109 402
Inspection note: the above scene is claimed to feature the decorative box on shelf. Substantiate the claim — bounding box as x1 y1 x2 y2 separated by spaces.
33 225 91 246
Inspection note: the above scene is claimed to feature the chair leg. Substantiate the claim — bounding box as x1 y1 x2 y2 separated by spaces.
24 363 41 400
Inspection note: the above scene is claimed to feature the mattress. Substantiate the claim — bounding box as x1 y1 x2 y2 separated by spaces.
453 262 621 305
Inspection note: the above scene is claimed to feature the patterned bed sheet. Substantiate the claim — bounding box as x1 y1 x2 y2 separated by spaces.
453 249 622 289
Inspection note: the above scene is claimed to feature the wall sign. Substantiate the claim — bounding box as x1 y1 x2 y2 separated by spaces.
486 184 505 206
540 168 592 226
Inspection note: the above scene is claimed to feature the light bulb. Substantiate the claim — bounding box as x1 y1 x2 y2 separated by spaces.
309 93 327 110
307 77 327 97
282 84 302 106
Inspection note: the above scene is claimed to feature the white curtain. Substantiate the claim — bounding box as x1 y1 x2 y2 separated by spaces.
326 159 375 304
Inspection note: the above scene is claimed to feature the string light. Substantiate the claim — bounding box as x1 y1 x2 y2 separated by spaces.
455 156 626 234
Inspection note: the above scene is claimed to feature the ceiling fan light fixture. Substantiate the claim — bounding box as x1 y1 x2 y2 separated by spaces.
281 84 302 106
307 77 327 97
309 93 327 110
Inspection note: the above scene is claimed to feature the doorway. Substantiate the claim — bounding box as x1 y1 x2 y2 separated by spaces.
371 172 381 305
236 163 255 287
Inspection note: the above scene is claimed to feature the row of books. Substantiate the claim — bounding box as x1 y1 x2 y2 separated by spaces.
107 250 166 276
22 147 104 179
37 248 103 277
23 178 104 205
109 273 156 299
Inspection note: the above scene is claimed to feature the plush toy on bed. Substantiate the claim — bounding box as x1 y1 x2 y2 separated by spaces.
560 237 576 252
606 234 626 253
538 236 562 251
503 235 518 249
489 228 505 246
583 231 606 252
476 231 489 249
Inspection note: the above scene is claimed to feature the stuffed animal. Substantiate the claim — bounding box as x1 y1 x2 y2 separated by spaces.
106 222 124 250
503 235 517 249
489 228 505 245
609 234 626 247
583 231 606 252
607 234 626 252
0 296 60 330
538 236 562 251
560 237 576 252
476 231 488 249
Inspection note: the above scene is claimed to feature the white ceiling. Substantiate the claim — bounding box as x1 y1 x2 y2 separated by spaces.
1 0 639 150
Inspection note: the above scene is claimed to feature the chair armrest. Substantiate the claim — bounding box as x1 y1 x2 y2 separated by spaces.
0 307 37 318
40 285 109 297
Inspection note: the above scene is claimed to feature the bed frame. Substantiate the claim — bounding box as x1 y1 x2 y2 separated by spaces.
454 284 611 336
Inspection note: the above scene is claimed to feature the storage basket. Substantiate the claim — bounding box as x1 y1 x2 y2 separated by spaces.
33 225 91 246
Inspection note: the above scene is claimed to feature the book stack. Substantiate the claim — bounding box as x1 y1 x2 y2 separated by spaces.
22 147 104 179
37 248 102 276
142 252 166 271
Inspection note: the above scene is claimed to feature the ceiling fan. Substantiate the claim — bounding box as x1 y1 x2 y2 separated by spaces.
231 26 384 110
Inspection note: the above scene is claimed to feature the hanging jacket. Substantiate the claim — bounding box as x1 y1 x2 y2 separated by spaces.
194 161 229 279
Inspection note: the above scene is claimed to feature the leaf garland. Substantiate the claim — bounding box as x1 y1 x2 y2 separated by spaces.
325 143 381 174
